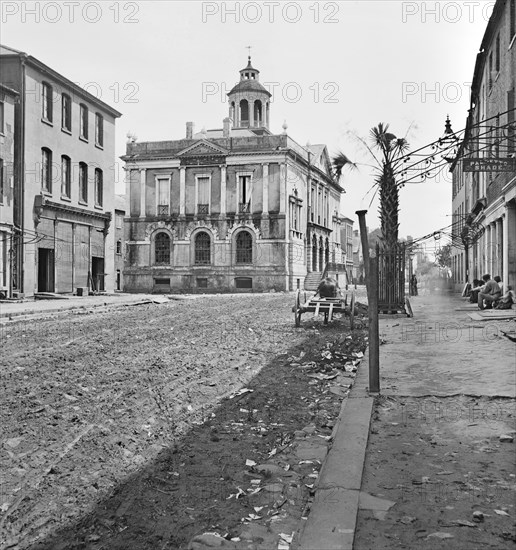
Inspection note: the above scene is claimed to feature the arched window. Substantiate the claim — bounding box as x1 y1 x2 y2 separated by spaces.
194 231 211 265
254 100 262 126
61 155 71 198
94 168 103 207
155 232 171 264
79 162 88 203
240 99 249 126
41 148 53 193
236 231 252 264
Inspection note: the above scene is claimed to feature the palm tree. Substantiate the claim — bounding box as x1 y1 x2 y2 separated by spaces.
333 123 409 253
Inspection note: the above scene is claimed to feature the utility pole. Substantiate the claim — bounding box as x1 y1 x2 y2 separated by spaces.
356 209 380 393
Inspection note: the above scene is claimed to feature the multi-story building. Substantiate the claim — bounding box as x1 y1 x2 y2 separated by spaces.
0 45 121 296
0 83 18 298
114 195 125 291
451 0 516 290
340 216 354 279
352 229 364 283
121 58 346 293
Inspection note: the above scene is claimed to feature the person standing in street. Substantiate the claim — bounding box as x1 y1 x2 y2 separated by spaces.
478 274 502 310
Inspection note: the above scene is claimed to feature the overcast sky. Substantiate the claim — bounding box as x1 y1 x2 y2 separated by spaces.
2 0 491 251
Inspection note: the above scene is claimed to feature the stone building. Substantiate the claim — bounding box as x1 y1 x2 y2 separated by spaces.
0 45 121 296
121 58 347 293
450 0 516 290
114 195 125 291
340 216 354 279
0 83 18 298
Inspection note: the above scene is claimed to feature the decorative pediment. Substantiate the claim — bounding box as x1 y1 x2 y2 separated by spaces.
177 140 228 157
315 147 333 178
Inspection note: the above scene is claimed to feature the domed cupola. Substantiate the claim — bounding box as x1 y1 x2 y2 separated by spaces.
227 57 271 129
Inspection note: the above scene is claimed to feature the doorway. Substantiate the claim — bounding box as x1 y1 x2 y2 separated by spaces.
91 257 105 291
38 248 55 292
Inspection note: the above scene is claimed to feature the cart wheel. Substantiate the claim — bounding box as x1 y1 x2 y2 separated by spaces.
405 296 413 318
294 289 302 327
349 290 355 330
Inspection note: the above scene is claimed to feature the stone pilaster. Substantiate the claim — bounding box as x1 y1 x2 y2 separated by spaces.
139 169 146 218
180 166 186 216
262 163 269 215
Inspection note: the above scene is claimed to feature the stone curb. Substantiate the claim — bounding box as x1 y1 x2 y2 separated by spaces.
297 348 374 550
0 298 156 321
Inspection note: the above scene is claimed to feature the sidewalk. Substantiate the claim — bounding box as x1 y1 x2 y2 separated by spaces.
0 293 164 322
298 291 516 549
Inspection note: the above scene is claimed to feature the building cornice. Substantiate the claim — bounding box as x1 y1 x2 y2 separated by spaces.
1 50 122 118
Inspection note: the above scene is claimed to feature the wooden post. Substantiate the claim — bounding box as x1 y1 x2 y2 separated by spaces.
369 255 380 393
356 210 370 289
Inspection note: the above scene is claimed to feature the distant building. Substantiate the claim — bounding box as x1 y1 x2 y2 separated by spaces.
121 58 348 293
0 44 122 296
0 83 18 298
340 216 354 279
352 229 363 283
450 0 516 290
114 195 126 291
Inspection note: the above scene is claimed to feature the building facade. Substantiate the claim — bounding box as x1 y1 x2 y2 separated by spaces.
0 45 121 296
340 216 354 279
114 195 125 291
0 84 18 298
451 0 516 290
122 58 346 293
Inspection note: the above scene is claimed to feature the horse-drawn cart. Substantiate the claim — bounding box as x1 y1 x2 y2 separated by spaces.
293 289 356 329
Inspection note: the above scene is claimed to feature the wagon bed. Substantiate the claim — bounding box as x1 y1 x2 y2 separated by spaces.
293 289 355 329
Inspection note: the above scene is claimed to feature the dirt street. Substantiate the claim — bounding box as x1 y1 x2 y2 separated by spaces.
0 293 366 549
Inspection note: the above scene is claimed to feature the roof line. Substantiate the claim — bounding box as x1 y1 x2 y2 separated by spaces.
0 44 122 118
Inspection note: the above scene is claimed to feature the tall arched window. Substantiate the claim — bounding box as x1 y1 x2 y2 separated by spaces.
240 99 249 127
94 168 103 207
61 155 71 198
254 100 262 126
194 232 211 265
155 232 171 264
236 231 252 264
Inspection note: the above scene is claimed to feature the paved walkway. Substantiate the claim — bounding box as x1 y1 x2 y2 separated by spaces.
298 291 516 549
0 293 161 321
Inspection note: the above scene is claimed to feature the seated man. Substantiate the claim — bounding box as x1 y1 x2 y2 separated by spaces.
494 275 504 294
469 279 484 304
316 277 341 298
478 274 502 310
495 286 515 310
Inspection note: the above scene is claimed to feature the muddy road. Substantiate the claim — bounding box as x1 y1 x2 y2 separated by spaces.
1 293 365 549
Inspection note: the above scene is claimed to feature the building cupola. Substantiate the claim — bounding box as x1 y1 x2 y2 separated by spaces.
227 56 271 129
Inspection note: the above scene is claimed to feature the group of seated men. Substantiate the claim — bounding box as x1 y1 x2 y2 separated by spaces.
469 274 514 310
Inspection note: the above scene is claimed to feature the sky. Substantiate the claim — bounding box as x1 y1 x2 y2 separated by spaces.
1 0 491 248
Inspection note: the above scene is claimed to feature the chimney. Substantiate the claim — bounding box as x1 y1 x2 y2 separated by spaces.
223 117 232 138
186 121 194 139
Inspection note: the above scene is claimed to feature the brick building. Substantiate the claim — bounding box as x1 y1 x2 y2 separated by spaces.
121 58 347 293
0 83 18 298
0 45 121 296
450 0 516 290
